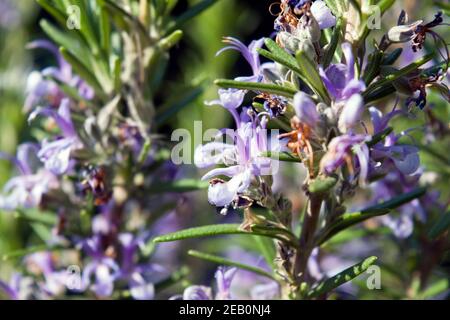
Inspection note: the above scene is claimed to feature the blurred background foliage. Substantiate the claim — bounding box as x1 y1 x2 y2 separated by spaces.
0 0 449 299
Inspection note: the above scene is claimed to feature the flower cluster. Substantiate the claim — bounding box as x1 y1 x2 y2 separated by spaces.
192 0 449 299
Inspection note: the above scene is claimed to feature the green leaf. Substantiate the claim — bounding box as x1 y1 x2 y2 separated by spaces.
260 38 301 74
306 256 378 298
295 50 330 103
36 0 67 26
153 224 245 243
323 17 345 68
148 179 209 194
253 236 276 269
14 209 57 226
316 187 427 245
260 151 302 163
188 250 276 280
363 49 384 85
382 48 403 65
39 19 89 63
366 127 393 147
99 4 111 54
366 187 427 211
363 54 434 98
428 210 450 240
158 30 183 51
308 176 338 194
59 47 106 98
214 79 296 98
154 223 299 247
418 279 449 299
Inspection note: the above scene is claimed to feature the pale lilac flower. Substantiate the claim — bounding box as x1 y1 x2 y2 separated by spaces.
217 37 265 79
215 267 238 300
195 110 276 209
310 0 336 29
81 236 120 298
320 43 366 102
182 286 213 300
369 107 420 176
29 99 83 175
116 233 169 300
338 94 365 133
0 144 58 210
24 40 94 112
320 134 371 185
0 274 33 300
179 267 237 300
293 92 320 127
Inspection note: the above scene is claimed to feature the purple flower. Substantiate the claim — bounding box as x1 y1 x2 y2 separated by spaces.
369 107 420 176
0 274 33 300
310 0 336 29
116 233 160 300
293 92 320 127
320 134 371 185
217 37 265 78
214 267 238 300
195 110 277 210
181 286 213 300
29 99 82 175
179 267 237 300
24 40 94 112
338 94 365 133
0 144 58 210
370 169 432 238
320 43 366 102
81 236 120 298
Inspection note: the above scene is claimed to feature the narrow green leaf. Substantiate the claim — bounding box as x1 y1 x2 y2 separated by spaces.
59 47 105 98
36 0 67 26
323 17 344 68
428 210 450 240
14 209 57 226
295 50 330 103
153 224 244 243
39 19 90 64
307 256 378 298
188 250 276 280
154 223 299 247
148 179 209 194
366 127 393 147
260 151 302 163
99 4 111 54
215 79 296 98
253 236 276 269
316 187 427 245
158 30 183 51
363 54 434 98
366 187 427 211
382 48 403 65
262 38 301 73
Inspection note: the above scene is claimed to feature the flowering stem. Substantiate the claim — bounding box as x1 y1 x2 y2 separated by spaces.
294 194 324 291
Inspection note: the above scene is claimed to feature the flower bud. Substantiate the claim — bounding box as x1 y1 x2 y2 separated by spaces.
338 94 364 133
293 92 320 127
